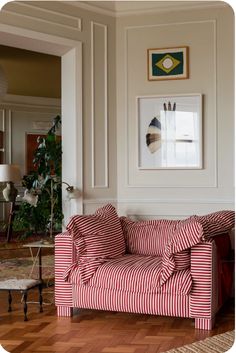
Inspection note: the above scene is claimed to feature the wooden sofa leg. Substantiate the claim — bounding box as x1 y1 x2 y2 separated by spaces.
195 317 215 330
57 306 73 317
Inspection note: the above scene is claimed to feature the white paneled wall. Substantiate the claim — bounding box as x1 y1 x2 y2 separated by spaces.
0 95 60 222
0 95 60 175
116 5 234 219
91 21 108 189
0 2 234 221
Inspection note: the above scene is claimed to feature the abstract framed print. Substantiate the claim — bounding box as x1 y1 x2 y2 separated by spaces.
147 47 189 81
137 94 202 169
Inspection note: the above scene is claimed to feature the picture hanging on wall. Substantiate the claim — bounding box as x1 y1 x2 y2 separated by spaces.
137 94 202 169
147 46 189 81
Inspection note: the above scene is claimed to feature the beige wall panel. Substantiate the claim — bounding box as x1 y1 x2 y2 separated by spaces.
91 22 108 188
9 105 60 176
116 5 234 217
0 1 83 41
0 108 5 164
125 21 216 188
0 1 117 211
4 2 81 30
0 2 233 219
117 200 234 220
82 15 117 202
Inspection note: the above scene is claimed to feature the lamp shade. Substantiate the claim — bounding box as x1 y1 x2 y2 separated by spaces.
0 164 21 183
0 65 8 101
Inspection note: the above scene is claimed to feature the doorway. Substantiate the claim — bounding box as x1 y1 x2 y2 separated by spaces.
0 24 83 224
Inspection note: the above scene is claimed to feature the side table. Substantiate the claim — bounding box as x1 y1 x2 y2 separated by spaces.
23 240 55 282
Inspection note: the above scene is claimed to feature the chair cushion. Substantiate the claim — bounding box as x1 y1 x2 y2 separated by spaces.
120 217 179 256
67 204 125 283
0 278 41 290
120 217 191 272
68 254 192 295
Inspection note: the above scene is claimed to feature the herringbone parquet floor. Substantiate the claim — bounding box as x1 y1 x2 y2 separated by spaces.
0 289 234 353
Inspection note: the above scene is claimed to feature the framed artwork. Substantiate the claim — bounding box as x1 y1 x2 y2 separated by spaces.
147 46 189 81
137 94 202 169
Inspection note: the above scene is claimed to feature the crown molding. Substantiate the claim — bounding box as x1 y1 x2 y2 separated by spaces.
64 1 116 17
3 1 82 30
66 1 227 18
1 94 61 108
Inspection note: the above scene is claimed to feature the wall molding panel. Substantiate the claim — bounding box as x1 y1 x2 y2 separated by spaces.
82 198 234 218
70 1 226 18
2 2 82 32
7 109 12 164
117 199 234 219
91 21 108 189
83 198 233 205
0 108 6 165
83 198 116 214
117 198 233 205
126 214 188 220
83 198 117 206
0 94 61 172
124 19 217 189
1 94 61 110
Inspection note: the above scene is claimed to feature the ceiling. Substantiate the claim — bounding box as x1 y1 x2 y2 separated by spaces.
75 1 225 16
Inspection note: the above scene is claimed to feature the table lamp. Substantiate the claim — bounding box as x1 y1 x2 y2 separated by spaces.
0 164 21 202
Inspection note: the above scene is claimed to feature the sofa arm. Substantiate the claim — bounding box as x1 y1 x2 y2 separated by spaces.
190 240 218 329
55 231 76 316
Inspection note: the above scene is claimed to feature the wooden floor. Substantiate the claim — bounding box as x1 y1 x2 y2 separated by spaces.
0 288 234 353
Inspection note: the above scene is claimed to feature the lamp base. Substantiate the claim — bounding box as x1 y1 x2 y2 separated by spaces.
2 182 18 202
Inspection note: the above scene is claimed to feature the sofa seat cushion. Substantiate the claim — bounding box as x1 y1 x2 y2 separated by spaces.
66 204 126 284
68 254 192 295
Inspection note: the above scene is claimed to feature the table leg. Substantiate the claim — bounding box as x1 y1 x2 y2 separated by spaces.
39 283 43 312
39 248 42 281
8 290 12 312
23 290 28 321
28 247 40 278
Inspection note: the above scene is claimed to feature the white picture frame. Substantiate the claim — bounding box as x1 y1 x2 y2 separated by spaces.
137 94 203 169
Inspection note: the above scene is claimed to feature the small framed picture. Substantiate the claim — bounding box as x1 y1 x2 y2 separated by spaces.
147 46 189 81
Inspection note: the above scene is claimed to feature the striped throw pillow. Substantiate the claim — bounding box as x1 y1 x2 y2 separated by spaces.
191 210 235 240
120 217 191 271
67 204 125 283
120 217 179 256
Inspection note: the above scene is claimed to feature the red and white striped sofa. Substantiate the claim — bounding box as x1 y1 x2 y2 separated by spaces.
55 204 234 330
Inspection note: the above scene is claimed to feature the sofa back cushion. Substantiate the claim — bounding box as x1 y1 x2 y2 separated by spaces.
120 217 178 256
120 217 191 271
191 210 235 240
67 204 125 283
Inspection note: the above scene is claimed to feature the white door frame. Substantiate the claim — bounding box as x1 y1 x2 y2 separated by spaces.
0 23 83 224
